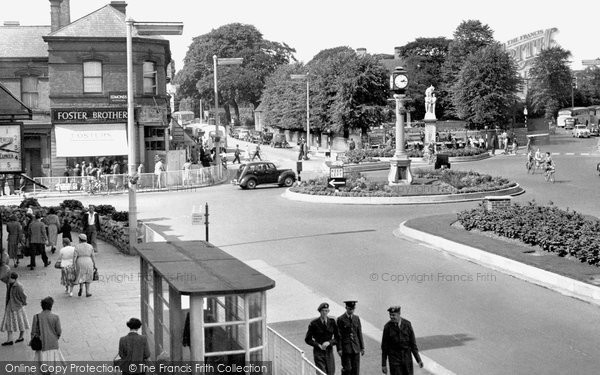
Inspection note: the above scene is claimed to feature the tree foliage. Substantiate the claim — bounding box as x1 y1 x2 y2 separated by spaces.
396 37 451 119
452 43 521 128
260 47 390 134
174 23 295 122
574 67 600 106
527 47 573 119
442 20 495 117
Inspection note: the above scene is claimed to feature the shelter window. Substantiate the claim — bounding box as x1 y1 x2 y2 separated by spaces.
143 61 157 95
83 61 103 93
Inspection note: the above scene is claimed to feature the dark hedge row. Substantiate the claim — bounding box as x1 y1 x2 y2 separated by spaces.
457 201 600 266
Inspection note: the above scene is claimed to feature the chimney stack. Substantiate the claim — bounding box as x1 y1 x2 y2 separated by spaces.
59 0 70 28
49 0 62 32
110 1 127 15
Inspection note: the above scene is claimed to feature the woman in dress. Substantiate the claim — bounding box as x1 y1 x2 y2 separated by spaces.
32 297 65 368
57 238 76 296
1 272 29 345
73 233 96 297
45 208 61 254
6 215 24 267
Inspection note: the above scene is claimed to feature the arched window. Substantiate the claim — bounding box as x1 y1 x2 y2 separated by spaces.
143 61 157 95
83 61 102 93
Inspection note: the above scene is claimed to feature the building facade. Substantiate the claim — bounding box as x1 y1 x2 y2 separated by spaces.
0 0 173 178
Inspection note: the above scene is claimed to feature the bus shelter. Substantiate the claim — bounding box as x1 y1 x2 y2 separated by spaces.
135 241 275 364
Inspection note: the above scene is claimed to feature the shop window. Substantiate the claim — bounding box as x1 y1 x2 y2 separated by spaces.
143 61 157 95
21 76 38 108
83 61 102 93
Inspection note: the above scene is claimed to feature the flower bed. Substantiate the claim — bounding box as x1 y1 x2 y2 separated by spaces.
290 169 516 197
457 201 600 266
341 146 488 164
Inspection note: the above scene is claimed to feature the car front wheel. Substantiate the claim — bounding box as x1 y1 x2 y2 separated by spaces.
282 176 294 187
246 179 257 189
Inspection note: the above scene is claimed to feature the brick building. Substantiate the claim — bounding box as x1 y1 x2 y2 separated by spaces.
0 0 174 178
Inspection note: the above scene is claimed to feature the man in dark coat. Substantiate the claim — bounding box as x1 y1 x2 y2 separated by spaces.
82 205 101 252
337 300 364 375
305 302 339 375
27 212 49 269
381 306 423 375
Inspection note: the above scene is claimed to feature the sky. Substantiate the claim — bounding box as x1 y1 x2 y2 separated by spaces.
3 0 599 72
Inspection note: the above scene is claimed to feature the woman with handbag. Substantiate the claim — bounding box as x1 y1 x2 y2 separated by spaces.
73 233 96 297
57 238 76 296
45 208 61 254
6 215 24 267
1 272 29 345
31 297 65 368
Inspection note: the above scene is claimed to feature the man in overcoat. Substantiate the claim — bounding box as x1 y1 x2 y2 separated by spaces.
305 302 339 375
337 300 364 375
381 306 423 375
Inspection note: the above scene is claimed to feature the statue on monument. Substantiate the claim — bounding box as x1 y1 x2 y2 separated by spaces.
424 85 437 120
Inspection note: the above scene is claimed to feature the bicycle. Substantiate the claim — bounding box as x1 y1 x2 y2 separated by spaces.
543 167 555 183
525 159 534 174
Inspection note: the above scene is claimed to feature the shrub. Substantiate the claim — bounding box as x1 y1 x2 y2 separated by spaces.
60 199 84 211
95 204 117 216
111 211 129 222
457 201 600 266
19 197 40 209
291 169 514 197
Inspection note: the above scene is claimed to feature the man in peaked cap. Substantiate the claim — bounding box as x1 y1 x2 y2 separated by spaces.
381 306 423 375
337 300 364 375
305 302 339 375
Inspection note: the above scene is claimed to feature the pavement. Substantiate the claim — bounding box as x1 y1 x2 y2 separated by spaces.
1 234 140 362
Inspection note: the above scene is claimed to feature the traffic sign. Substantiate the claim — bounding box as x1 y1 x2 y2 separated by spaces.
328 178 346 188
330 167 344 178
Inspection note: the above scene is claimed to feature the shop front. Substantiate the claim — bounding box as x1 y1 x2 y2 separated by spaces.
51 108 130 176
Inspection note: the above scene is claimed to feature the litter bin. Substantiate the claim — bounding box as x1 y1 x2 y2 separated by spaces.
435 154 451 169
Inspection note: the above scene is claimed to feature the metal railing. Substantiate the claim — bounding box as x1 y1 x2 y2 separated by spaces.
32 166 224 195
266 327 326 375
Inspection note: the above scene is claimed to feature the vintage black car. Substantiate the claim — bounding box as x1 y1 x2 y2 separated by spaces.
232 161 296 189
270 134 290 148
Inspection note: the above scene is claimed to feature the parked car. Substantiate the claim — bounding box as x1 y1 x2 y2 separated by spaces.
589 125 599 137
271 134 290 148
232 161 296 189
237 128 250 141
573 124 590 138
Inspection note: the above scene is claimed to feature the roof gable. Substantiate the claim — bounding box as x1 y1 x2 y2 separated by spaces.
48 4 161 39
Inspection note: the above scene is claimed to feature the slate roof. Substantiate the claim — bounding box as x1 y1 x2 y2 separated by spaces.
47 4 162 39
0 25 50 58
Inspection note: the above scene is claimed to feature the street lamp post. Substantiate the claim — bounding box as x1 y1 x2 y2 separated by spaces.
126 19 183 253
212 56 243 177
290 73 310 149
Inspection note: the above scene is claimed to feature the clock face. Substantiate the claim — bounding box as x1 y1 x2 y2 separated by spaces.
394 74 409 89
0 124 23 173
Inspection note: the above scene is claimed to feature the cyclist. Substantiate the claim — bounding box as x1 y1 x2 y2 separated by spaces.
526 149 534 173
543 152 555 182
533 148 543 172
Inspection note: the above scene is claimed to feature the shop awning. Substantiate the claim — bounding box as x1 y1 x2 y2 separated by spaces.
55 123 128 157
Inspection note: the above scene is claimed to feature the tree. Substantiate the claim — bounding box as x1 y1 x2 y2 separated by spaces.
260 63 307 130
574 67 600 106
307 47 389 134
395 37 451 120
527 47 573 119
174 23 295 124
451 43 521 128
441 20 495 117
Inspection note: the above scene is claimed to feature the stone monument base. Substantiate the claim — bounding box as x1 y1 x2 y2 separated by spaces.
423 118 437 163
388 158 413 185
